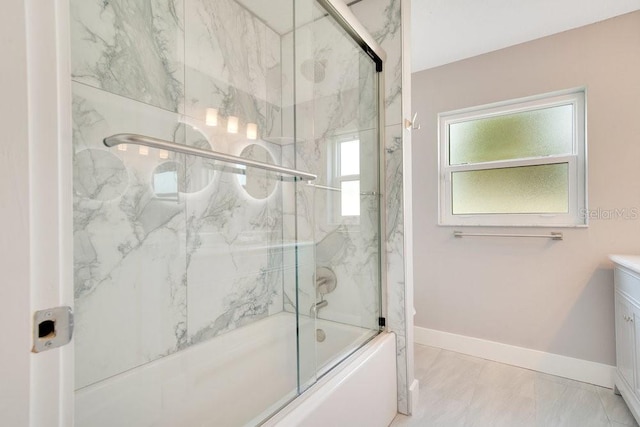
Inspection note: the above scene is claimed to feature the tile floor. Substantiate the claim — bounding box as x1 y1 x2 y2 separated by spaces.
391 344 639 427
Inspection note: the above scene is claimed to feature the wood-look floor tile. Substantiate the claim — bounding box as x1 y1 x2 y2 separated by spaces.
597 387 639 427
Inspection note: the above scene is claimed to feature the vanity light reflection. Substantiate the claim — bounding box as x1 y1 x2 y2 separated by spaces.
227 116 239 134
205 108 218 126
247 123 257 140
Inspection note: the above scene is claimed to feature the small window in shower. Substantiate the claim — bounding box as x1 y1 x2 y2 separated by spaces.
340 139 360 176
332 139 360 220
237 164 247 187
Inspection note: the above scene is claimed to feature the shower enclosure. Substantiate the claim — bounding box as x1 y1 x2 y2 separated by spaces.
71 0 385 425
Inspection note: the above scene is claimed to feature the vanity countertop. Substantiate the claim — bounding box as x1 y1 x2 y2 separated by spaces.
610 255 640 274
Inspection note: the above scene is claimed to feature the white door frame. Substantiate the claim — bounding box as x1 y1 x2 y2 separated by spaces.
1 0 73 425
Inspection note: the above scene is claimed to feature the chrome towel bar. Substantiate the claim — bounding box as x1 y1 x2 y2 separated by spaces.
306 183 380 197
453 231 563 240
307 183 342 192
104 133 317 182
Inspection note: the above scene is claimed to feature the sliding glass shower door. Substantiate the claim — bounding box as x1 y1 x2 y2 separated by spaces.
70 0 383 425
292 0 383 386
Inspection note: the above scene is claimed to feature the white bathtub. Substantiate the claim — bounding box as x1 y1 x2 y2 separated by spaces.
75 313 397 427
265 331 397 427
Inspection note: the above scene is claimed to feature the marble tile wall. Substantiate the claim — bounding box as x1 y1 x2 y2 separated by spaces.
183 0 283 141
71 0 287 389
70 0 185 113
72 83 188 389
350 0 410 414
71 0 409 413
277 0 409 412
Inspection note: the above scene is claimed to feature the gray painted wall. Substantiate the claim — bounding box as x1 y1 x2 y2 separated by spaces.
1 0 30 424
411 11 640 365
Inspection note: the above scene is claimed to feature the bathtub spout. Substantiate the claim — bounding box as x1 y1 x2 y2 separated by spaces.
310 300 328 316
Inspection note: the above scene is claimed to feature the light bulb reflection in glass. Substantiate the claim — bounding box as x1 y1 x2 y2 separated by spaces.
227 116 239 134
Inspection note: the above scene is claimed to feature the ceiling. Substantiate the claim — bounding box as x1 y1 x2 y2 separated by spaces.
411 0 640 72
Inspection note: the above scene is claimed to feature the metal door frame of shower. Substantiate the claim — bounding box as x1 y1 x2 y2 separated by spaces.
315 0 389 334
316 0 386 69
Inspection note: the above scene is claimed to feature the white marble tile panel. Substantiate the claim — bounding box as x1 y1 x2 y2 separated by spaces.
384 124 406 334
265 27 283 141
72 82 188 389
183 138 285 344
350 0 403 126
348 0 407 414
279 32 296 142
70 0 185 113
282 241 316 316
290 16 359 102
282 15 378 140
291 126 381 330
396 334 409 414
184 0 279 144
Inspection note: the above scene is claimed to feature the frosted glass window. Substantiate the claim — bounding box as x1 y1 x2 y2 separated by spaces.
439 89 586 226
450 105 573 165
341 180 360 216
452 163 569 214
340 140 360 176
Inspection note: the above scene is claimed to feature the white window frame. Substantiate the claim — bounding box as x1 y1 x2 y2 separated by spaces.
438 89 587 227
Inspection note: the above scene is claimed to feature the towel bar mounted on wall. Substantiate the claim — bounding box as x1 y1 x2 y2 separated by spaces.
306 182 380 197
103 133 317 182
453 231 563 240
307 183 342 192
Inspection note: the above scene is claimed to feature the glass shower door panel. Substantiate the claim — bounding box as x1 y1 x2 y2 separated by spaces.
296 0 382 379
72 0 307 425
72 82 189 392
288 0 323 395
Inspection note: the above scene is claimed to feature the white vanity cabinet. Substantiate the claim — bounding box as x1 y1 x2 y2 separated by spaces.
611 255 640 423
615 291 635 388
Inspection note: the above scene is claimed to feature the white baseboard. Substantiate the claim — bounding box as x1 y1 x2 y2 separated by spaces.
414 326 615 389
